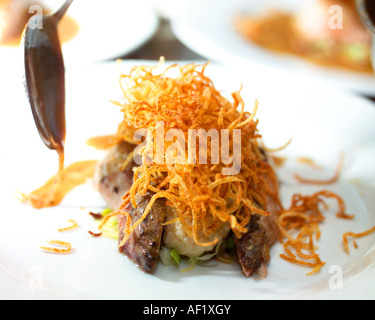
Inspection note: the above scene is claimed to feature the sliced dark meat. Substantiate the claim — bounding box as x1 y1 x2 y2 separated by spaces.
94 142 165 273
234 206 279 278
93 141 136 210
235 151 281 278
117 192 166 274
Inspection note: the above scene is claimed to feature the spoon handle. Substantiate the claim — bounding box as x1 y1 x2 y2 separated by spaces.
54 0 74 22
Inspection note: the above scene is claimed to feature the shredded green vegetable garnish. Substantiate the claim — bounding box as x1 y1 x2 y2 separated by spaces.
171 249 181 265
96 208 118 240
180 241 224 272
216 255 234 264
180 258 198 273
101 208 113 216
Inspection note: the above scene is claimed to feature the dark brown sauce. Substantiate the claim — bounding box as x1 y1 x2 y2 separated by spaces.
365 0 375 25
236 11 372 74
1 7 79 47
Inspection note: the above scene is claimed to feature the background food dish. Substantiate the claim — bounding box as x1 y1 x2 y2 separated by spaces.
1 60 374 299
170 0 375 96
236 0 372 74
0 0 159 67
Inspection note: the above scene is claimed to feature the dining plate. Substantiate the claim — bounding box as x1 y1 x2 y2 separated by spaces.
170 0 375 96
0 60 375 300
0 0 159 67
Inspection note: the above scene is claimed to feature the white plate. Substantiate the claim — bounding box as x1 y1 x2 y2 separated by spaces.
1 60 375 300
170 0 375 96
0 0 159 68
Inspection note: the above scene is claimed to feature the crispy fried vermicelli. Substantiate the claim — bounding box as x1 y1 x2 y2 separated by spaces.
343 226 375 255
294 153 344 185
277 190 350 275
40 240 72 254
113 60 280 248
58 219 78 232
88 231 103 237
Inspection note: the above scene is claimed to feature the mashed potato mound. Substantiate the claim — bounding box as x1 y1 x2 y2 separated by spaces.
163 206 230 257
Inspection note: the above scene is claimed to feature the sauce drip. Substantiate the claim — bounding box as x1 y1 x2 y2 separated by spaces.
19 160 98 209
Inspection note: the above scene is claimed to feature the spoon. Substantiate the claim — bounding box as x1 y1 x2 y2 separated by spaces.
23 0 74 172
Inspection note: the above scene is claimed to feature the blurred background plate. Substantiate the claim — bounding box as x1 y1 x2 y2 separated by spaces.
0 0 159 68
170 0 375 96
